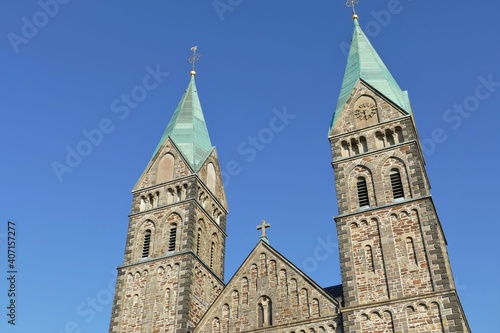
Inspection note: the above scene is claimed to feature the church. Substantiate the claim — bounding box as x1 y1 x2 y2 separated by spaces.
107 11 470 333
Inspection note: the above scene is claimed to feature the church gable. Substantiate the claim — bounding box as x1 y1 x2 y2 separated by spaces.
194 241 341 333
329 80 410 137
195 148 228 210
133 137 194 191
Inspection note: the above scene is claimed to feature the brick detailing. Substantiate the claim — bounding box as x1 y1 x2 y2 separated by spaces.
349 218 389 305
194 242 341 333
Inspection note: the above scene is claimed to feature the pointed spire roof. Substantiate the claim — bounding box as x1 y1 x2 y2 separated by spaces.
152 73 214 171
330 16 411 130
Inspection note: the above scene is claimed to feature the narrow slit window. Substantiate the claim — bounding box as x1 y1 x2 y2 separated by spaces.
168 225 177 252
365 245 375 272
390 169 405 200
196 229 202 255
210 242 215 268
142 230 151 258
357 177 369 207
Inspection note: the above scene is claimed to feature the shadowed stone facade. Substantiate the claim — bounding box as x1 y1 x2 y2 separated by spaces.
108 15 469 333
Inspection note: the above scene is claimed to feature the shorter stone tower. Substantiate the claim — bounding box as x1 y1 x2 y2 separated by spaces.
108 67 228 333
328 15 470 332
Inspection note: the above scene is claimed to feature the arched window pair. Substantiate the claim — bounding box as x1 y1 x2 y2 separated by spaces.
356 168 404 207
141 224 177 258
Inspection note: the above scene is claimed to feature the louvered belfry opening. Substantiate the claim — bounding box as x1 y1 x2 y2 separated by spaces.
142 230 151 258
357 177 369 207
390 169 404 199
168 225 177 252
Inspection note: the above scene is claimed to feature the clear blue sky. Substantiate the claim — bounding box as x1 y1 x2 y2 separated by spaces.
1 1 499 332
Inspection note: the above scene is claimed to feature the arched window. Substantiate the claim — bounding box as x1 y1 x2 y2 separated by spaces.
359 136 368 153
365 245 375 272
406 237 417 265
341 141 350 158
395 126 404 143
142 230 151 258
357 177 369 207
139 196 146 212
390 169 404 200
385 129 395 145
257 296 272 328
375 131 385 149
168 224 177 252
351 138 360 155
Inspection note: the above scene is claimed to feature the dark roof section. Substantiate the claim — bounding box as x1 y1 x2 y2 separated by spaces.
323 284 344 307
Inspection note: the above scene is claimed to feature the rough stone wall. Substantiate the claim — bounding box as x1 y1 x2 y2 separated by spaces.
331 136 429 216
330 83 469 332
110 140 228 333
336 200 451 307
342 292 469 333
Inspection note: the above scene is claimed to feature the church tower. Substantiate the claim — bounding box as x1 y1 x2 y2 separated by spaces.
329 14 470 332
108 58 228 333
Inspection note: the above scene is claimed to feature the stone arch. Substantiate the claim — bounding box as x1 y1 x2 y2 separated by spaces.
348 165 377 210
257 295 272 328
311 298 320 317
136 219 156 260
156 153 175 184
207 162 216 194
394 126 404 143
299 288 310 317
231 290 239 319
241 277 249 304
381 156 412 202
165 213 182 253
341 140 350 158
221 304 230 333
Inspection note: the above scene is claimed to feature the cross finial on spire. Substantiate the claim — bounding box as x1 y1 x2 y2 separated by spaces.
345 0 359 19
188 46 201 76
256 220 271 242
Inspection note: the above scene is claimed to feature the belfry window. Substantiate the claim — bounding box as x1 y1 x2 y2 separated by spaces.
390 169 404 200
142 230 151 258
168 225 177 252
357 177 369 207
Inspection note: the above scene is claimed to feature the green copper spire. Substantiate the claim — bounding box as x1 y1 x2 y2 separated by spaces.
152 73 214 171
330 17 411 130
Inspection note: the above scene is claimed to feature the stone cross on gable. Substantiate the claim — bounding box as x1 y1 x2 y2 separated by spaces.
257 220 271 241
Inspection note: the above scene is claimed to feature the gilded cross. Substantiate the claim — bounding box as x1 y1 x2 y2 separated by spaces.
257 220 271 238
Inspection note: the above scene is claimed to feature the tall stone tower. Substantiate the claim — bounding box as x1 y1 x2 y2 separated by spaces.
329 15 470 332
108 66 228 333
